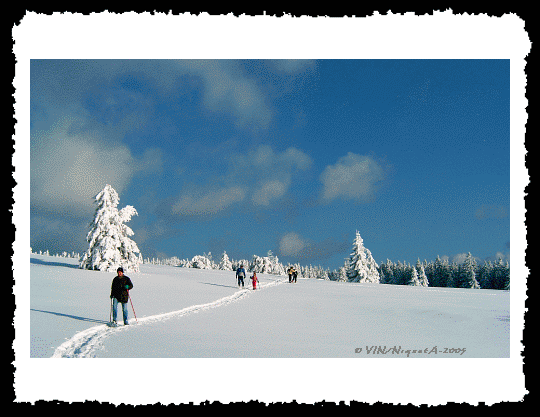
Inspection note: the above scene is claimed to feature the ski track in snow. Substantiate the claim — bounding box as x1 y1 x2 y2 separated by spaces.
51 277 286 358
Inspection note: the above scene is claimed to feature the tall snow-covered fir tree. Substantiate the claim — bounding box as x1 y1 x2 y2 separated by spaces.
346 231 380 283
79 184 142 273
416 259 430 287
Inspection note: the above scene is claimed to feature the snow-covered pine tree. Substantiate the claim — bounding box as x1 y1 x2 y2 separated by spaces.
503 260 510 290
191 254 213 269
432 256 451 287
449 261 460 287
249 255 264 273
218 251 233 271
80 184 142 273
336 263 349 282
320 267 331 280
204 252 217 269
165 256 182 267
379 259 395 284
407 264 421 286
492 258 510 290
248 251 285 275
266 250 285 275
477 260 493 289
416 259 429 287
391 261 405 285
459 252 480 289
346 231 380 283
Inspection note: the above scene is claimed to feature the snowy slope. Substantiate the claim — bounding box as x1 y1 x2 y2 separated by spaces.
30 253 509 359
21 253 525 404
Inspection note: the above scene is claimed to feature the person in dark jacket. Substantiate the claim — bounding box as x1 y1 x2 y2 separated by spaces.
288 266 297 283
236 265 246 288
110 267 134 325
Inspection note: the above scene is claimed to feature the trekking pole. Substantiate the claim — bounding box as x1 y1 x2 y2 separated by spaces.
128 291 138 324
109 298 113 323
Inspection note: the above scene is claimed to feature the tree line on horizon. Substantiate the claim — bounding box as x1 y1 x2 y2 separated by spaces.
378 255 510 290
31 244 511 291
33 184 510 291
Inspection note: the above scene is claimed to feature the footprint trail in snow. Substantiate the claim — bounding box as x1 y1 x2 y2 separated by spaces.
52 278 285 358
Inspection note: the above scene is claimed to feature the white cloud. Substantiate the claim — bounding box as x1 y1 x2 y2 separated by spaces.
32 120 134 217
169 144 312 215
221 144 312 208
251 144 275 167
282 147 313 171
175 60 272 129
31 114 164 218
320 152 385 203
172 186 246 216
278 232 349 261
247 144 312 206
249 144 312 171
32 60 274 132
252 179 288 206
279 232 307 257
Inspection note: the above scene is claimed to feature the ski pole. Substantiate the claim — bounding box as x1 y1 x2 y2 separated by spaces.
109 298 113 323
128 291 138 324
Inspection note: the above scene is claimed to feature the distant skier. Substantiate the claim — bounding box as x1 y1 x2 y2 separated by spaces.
236 265 246 288
292 268 298 283
250 272 259 290
110 267 134 326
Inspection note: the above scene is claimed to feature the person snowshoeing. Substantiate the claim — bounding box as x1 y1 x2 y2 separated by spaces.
250 272 259 290
110 267 134 325
288 266 296 283
292 268 298 283
236 265 246 288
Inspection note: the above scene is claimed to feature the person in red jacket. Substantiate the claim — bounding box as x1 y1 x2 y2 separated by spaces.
110 267 133 325
250 272 259 290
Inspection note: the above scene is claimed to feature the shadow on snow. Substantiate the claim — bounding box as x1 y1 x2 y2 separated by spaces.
30 257 79 269
199 282 240 290
31 308 110 325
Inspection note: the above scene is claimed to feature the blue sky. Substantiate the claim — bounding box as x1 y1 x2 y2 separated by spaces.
30 59 510 270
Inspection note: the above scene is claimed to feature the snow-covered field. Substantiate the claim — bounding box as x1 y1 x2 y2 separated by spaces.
19 254 524 404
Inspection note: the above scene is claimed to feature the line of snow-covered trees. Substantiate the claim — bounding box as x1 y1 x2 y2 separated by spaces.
33 237 510 291
144 250 337 280
378 255 510 290
30 248 81 259
42 185 508 291
144 251 289 276
144 230 379 282
144 230 509 290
